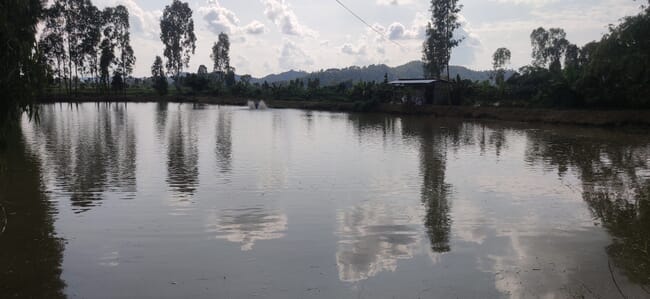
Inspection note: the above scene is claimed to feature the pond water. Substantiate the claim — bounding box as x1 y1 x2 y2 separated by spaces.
1 102 649 298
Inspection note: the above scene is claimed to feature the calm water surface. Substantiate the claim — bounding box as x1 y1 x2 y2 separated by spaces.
1 102 649 298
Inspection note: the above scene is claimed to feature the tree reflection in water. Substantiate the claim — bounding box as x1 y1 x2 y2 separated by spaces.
402 118 459 253
0 128 65 298
525 127 650 285
215 108 232 174
166 108 199 198
25 103 136 213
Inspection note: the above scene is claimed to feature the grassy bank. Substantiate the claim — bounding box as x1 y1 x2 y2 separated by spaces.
38 95 650 127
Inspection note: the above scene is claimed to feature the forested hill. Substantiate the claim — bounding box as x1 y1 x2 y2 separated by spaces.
250 61 501 85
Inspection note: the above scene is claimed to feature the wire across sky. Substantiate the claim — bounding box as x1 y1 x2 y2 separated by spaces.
333 0 404 49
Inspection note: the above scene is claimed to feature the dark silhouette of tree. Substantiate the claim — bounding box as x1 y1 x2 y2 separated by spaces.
197 65 208 77
211 32 230 74
577 7 650 107
0 0 47 141
78 1 102 94
151 56 168 95
423 0 463 79
40 3 68 93
160 0 196 88
38 1 135 96
530 27 569 73
103 5 134 96
492 47 511 85
99 38 115 92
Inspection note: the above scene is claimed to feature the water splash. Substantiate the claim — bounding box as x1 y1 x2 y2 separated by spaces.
248 100 268 110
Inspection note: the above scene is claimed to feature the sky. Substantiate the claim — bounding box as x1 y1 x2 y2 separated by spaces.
85 0 644 77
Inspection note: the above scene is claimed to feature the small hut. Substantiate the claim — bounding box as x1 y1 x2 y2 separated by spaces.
388 79 452 105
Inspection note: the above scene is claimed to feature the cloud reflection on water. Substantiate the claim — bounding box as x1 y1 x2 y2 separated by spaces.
336 203 422 282
206 206 288 251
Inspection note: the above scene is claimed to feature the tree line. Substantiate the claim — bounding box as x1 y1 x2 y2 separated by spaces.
430 0 650 108
2 0 649 140
39 0 135 96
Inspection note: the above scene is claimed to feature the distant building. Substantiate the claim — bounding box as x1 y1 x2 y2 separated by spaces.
388 79 452 105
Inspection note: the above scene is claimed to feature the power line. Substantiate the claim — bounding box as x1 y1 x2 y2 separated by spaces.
333 0 404 49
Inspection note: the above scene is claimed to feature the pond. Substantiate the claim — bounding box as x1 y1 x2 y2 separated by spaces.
1 102 649 298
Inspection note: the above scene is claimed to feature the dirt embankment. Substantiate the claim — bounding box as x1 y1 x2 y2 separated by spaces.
38 95 650 127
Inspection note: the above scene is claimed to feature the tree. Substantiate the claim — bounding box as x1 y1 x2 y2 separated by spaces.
197 65 208 77
111 71 123 91
151 56 168 95
99 38 115 93
225 67 236 88
160 0 196 87
423 0 463 79
240 75 252 85
492 47 511 85
40 2 68 92
102 5 134 96
563 43 580 84
78 1 102 94
530 27 569 73
0 0 46 139
578 7 650 107
211 32 230 74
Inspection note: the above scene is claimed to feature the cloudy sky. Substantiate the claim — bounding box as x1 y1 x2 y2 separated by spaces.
87 0 643 77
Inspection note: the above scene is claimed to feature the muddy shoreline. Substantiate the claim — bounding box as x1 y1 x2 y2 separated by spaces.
38 95 650 127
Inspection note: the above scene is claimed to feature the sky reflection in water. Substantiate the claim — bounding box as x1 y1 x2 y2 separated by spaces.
1 102 649 298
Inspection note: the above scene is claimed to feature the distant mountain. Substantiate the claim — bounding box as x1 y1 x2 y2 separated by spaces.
250 70 309 84
250 61 506 86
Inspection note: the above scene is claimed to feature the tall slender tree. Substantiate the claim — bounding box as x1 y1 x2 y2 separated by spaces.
492 47 511 85
40 3 68 92
151 56 168 96
160 0 196 88
423 0 463 79
530 27 569 73
211 33 230 74
78 0 102 94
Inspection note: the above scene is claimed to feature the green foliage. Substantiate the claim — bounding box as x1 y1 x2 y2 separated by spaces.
151 56 168 96
530 27 569 73
0 0 46 141
577 10 650 108
160 0 196 80
38 0 135 96
464 8 650 109
423 0 463 78
184 74 209 94
211 33 230 73
225 68 236 88
492 47 511 87
111 72 124 91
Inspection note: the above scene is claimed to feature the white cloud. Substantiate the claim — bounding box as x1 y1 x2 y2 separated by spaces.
341 43 367 55
199 0 265 35
450 14 484 66
260 0 316 37
80 0 645 77
278 39 314 70
244 20 266 35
